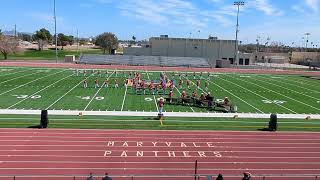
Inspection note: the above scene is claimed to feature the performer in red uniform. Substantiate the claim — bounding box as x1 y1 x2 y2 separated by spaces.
83 79 88 88
168 90 174 103
95 78 99 88
186 79 190 89
181 91 187 105
158 97 165 115
196 79 200 89
205 80 209 91
104 79 109 88
114 79 119 88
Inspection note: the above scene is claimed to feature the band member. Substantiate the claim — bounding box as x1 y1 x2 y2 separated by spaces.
94 78 99 88
83 70 87 76
181 91 187 105
168 90 174 103
186 79 190 89
83 79 88 88
104 79 109 88
205 80 209 91
124 79 129 88
158 97 165 115
192 91 198 104
97 70 101 77
196 79 200 89
223 97 231 112
193 72 196 79
149 81 155 95
114 79 119 88
162 81 167 94
178 79 183 89
140 80 145 94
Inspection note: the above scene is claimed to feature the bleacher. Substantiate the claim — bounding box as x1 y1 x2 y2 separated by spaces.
78 54 210 68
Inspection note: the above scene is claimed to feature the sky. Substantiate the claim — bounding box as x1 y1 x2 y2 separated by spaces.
0 0 320 46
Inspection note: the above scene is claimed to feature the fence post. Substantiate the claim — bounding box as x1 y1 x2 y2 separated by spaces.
73 176 75 180
263 176 266 180
13 176 15 180
131 175 133 180
315 175 318 180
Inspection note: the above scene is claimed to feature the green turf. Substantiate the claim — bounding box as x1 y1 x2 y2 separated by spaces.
0 49 104 60
0 114 319 131
0 67 320 131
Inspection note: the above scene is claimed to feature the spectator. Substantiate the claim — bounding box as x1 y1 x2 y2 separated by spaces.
216 174 223 180
86 173 95 180
102 173 112 180
242 172 251 180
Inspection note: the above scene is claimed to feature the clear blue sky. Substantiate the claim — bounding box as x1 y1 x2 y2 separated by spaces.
0 0 319 46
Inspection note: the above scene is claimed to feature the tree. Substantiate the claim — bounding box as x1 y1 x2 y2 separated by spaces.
0 29 2 35
33 28 52 51
95 32 118 54
53 33 74 50
0 35 19 60
19 33 32 42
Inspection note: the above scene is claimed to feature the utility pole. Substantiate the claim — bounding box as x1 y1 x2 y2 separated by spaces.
234 1 245 66
77 29 79 52
14 24 17 39
305 33 310 50
54 0 58 63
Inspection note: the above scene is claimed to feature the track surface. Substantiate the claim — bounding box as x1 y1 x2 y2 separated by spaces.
0 128 319 180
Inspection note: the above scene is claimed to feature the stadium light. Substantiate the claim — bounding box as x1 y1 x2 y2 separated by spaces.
305 33 310 49
54 0 58 63
233 1 244 66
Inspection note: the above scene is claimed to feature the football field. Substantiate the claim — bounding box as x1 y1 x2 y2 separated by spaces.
0 67 319 115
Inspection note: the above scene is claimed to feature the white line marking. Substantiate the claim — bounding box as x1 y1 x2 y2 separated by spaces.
84 71 115 111
0 69 29 77
204 76 264 113
0 70 66 96
0 167 318 170
120 86 128 111
0 139 319 144
218 76 297 114
227 75 320 111
0 71 40 85
252 75 320 101
146 70 159 112
46 73 95 109
7 74 73 109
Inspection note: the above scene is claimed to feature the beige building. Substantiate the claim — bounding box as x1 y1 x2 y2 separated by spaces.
124 36 252 65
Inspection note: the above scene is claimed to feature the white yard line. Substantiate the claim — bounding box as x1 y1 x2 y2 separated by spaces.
217 76 297 114
7 74 73 109
0 70 66 96
0 69 30 77
46 73 95 110
228 75 320 112
254 75 320 100
84 71 115 111
120 86 128 111
0 71 40 85
146 70 159 112
174 86 194 112
203 75 264 113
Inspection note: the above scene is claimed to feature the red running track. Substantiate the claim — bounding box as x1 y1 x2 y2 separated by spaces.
0 128 319 180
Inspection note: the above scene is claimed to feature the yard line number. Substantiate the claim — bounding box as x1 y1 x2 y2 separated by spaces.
13 95 41 99
77 96 105 101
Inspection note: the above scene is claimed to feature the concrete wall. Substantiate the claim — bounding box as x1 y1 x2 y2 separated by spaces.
291 52 320 63
125 37 236 60
253 52 290 64
123 47 152 56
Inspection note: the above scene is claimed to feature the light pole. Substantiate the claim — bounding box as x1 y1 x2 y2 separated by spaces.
234 1 244 66
54 0 58 63
305 33 310 50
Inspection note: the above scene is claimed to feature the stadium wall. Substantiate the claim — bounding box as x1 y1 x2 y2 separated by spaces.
124 36 240 64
